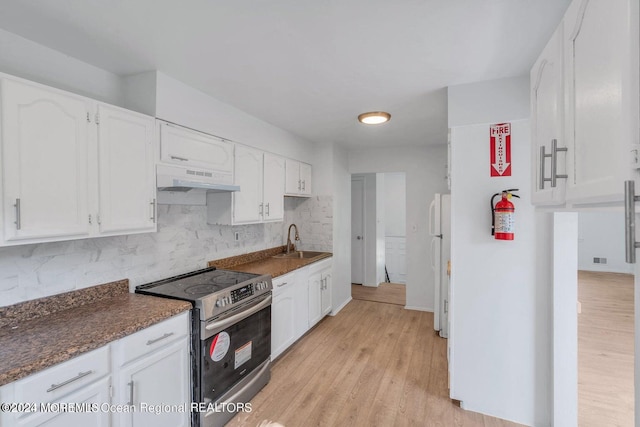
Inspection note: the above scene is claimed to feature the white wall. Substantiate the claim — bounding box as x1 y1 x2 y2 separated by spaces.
384 172 406 237
313 143 352 314
349 146 448 311
448 76 551 426
0 28 123 105
152 72 315 164
578 212 633 274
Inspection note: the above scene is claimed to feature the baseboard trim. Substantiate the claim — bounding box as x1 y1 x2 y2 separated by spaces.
404 305 433 312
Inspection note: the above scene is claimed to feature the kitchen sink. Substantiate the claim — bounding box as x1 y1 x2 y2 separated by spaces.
272 251 327 260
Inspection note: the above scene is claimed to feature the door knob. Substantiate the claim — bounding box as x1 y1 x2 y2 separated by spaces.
356 236 362 240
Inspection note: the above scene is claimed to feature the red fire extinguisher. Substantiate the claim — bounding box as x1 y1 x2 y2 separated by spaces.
491 189 520 240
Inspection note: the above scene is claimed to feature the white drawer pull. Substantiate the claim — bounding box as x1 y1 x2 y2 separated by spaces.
146 332 174 346
46 370 93 392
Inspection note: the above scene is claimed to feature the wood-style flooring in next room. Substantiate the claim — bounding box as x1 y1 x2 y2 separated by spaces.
227 298 523 427
351 282 406 306
579 271 634 427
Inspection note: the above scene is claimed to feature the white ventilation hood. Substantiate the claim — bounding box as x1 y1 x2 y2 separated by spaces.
157 164 240 192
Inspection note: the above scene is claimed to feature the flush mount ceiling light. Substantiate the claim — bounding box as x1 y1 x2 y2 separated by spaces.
357 111 391 125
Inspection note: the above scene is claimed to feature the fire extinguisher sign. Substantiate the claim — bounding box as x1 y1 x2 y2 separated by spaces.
490 123 512 177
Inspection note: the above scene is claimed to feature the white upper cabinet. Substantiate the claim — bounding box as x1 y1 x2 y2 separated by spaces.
159 121 233 178
0 75 158 246
285 159 312 197
1 78 91 242
563 0 639 205
531 0 639 207
263 153 285 222
233 145 264 224
208 146 286 225
97 104 156 235
531 24 566 205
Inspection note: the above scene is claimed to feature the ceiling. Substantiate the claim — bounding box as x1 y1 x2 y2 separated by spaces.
0 0 570 148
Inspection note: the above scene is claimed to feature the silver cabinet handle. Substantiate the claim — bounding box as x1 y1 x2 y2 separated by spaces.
539 140 568 189
302 180 306 191
170 155 189 161
14 198 21 230
277 282 288 287
265 203 270 216
550 139 568 188
259 203 264 216
46 370 93 393
150 199 156 223
146 332 174 346
128 381 134 405
625 180 640 263
539 146 550 190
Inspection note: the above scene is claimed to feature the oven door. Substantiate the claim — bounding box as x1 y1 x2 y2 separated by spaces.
200 293 271 403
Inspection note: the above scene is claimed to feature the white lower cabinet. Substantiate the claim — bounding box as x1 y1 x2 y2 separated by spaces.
0 346 111 427
112 312 190 427
0 312 190 427
271 271 306 360
308 258 332 328
271 257 332 359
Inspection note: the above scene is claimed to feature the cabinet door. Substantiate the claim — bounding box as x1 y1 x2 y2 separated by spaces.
233 145 264 224
116 338 190 427
159 122 233 174
531 25 565 205
321 271 332 317
263 153 285 222
299 162 312 195
285 159 301 195
271 284 296 359
308 271 322 328
17 377 110 427
97 104 156 235
1 79 90 242
564 0 638 205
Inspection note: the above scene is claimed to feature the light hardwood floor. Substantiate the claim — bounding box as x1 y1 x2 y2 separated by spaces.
578 271 634 427
351 282 406 306
227 299 522 427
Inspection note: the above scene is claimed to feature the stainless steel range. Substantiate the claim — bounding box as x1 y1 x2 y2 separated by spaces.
136 267 272 427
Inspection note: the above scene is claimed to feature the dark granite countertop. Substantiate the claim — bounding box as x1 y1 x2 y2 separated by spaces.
0 280 191 386
209 246 332 278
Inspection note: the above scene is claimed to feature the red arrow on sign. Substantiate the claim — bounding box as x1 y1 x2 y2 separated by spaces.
490 123 512 177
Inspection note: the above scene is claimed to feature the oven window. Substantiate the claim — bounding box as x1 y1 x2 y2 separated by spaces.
201 306 271 402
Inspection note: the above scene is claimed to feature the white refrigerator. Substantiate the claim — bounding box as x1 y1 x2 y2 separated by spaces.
429 193 451 338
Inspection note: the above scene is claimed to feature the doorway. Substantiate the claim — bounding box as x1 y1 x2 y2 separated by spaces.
351 173 407 303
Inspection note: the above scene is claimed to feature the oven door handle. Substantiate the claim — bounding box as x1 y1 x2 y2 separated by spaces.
205 295 272 332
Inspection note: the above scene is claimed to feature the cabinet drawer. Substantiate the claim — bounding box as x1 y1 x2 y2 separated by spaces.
272 271 296 297
308 257 332 275
14 345 109 405
114 312 189 366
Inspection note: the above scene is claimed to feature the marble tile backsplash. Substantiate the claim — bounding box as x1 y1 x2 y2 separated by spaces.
284 195 333 252
0 197 333 307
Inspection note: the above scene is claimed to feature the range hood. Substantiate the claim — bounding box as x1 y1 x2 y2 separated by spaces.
157 164 240 193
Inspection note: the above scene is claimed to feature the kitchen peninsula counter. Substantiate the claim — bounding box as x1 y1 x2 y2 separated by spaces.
0 280 190 386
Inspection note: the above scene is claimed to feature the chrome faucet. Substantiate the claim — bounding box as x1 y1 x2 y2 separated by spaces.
286 224 300 254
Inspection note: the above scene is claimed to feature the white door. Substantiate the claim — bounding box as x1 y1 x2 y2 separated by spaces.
97 104 156 235
299 162 312 195
531 24 565 205
351 177 365 284
564 0 637 204
1 79 91 242
233 145 263 223
439 195 451 338
285 159 301 194
117 338 190 427
263 153 285 221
